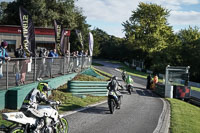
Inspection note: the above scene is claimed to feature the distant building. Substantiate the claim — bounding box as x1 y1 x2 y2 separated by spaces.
0 25 56 55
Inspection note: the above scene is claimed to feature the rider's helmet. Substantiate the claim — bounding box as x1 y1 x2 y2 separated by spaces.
112 76 118 80
37 82 51 94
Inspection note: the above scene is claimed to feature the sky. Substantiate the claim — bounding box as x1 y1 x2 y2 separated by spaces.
75 0 200 38
1 0 200 38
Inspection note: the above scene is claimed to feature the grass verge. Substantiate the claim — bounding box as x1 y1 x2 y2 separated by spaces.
91 66 112 79
167 98 200 133
50 84 106 114
0 109 15 127
191 86 200 92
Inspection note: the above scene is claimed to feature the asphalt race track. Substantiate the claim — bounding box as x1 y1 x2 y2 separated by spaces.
65 60 164 133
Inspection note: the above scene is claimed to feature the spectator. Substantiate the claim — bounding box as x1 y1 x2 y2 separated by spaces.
36 48 47 81
45 49 58 77
0 41 10 79
85 50 88 56
72 51 78 72
153 74 158 84
65 50 71 73
146 74 152 90
152 74 158 90
20 52 30 85
13 45 24 86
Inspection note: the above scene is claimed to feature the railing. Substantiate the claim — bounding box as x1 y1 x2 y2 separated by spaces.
0 56 92 90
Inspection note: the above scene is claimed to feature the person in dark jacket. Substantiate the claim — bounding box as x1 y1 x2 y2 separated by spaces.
45 49 58 77
107 76 123 108
146 74 152 90
36 48 47 81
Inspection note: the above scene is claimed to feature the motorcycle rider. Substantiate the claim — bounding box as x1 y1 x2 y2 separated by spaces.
107 76 123 109
20 82 58 130
125 75 133 86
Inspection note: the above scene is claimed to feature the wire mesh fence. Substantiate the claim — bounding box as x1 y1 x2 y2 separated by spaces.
0 56 92 90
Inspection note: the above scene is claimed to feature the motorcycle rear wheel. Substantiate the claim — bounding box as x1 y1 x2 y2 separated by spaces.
109 99 115 114
56 117 69 133
128 85 132 95
10 126 25 133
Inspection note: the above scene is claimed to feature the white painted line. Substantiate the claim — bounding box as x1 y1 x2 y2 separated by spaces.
61 100 107 116
115 68 121 72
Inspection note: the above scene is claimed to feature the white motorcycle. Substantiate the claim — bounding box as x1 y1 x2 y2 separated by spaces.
1 102 68 133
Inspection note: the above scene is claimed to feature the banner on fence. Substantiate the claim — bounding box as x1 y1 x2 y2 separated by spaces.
54 20 65 55
19 7 35 57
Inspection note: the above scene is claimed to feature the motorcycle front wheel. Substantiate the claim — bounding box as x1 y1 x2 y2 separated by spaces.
56 117 69 133
10 126 25 133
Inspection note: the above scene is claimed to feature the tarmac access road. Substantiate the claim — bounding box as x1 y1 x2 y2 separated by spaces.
64 60 165 133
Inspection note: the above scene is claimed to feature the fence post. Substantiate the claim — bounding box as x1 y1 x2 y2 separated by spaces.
33 57 36 82
63 57 65 75
6 60 8 90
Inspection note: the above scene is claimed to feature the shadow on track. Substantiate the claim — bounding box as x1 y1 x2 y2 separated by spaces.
135 89 159 98
79 106 111 115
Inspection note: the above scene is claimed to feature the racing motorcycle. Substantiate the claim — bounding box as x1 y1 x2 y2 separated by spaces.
127 84 132 95
0 102 68 133
108 90 122 114
125 75 134 95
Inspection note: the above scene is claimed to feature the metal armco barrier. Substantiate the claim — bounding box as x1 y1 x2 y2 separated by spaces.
68 81 108 96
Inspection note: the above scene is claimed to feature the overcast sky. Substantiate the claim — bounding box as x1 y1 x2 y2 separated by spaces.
1 0 200 38
75 0 200 38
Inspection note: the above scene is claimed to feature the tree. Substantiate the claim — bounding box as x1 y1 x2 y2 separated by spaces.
0 2 8 22
122 2 176 70
177 27 200 82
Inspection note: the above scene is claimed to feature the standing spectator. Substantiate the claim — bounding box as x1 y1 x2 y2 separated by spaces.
45 49 58 77
65 50 70 73
0 41 10 79
146 74 152 90
36 48 47 81
85 50 88 56
20 53 30 85
13 45 24 86
154 74 158 84
72 51 78 72
152 74 158 90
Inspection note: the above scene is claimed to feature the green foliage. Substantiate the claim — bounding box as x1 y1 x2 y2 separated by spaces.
177 27 200 82
91 28 125 59
123 2 173 53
